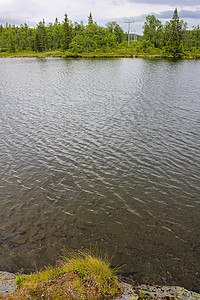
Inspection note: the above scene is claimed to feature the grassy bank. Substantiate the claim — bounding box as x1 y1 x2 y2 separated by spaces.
1 44 200 59
1 250 200 299
0 250 122 300
0 51 63 58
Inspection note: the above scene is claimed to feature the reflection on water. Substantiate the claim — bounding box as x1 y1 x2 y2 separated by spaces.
0 58 200 292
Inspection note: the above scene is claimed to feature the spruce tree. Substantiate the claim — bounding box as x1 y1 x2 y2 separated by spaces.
8 31 15 52
61 13 71 50
88 12 93 25
167 8 183 57
36 21 46 52
54 18 59 26
193 25 200 49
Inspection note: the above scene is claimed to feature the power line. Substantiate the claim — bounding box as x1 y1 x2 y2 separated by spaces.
129 0 134 19
113 0 136 37
124 21 134 45
113 0 125 20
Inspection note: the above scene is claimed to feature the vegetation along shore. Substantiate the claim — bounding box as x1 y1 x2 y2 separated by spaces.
0 250 200 299
1 9 200 59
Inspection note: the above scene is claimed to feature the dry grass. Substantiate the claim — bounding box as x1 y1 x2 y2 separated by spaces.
0 250 122 300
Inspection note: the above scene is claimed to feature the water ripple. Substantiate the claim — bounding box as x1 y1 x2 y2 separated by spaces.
0 58 200 291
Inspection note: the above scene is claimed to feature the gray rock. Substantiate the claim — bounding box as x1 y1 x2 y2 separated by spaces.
136 284 200 299
117 283 139 300
117 283 200 300
0 271 17 296
1 271 200 300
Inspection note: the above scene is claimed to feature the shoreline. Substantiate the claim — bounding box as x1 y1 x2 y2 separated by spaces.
0 271 200 299
1 52 200 59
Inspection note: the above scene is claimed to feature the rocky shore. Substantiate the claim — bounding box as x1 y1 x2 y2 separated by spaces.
0 272 16 296
117 282 200 300
0 271 200 299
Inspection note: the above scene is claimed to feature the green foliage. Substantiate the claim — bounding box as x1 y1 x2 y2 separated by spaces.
61 13 72 50
143 15 163 48
0 13 125 55
70 23 119 53
141 40 154 52
14 276 24 286
61 249 119 292
5 250 122 300
142 8 200 58
106 21 124 43
35 20 46 52
88 12 93 25
193 25 200 49
0 10 200 58
166 8 183 57
8 30 15 52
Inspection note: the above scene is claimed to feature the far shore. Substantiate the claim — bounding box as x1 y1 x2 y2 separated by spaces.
1 51 200 59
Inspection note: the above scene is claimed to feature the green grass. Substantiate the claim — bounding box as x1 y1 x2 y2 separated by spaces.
0 249 189 299
1 44 200 59
1 250 122 300
0 50 63 58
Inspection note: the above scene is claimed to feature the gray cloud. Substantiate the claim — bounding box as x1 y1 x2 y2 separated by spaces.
0 0 45 26
0 0 200 34
155 10 174 19
130 0 200 6
180 10 200 19
122 10 173 23
0 17 36 26
124 9 200 22
121 8 200 33
154 9 200 20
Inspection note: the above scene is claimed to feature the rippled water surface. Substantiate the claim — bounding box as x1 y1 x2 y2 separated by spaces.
0 58 200 291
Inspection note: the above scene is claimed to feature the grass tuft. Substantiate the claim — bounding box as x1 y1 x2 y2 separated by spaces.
61 249 119 295
1 249 122 299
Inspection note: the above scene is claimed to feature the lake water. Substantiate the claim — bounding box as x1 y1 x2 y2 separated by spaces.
0 57 199 292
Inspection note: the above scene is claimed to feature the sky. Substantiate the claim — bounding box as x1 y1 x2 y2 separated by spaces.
0 0 200 35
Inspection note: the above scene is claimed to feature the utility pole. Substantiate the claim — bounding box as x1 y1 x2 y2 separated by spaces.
124 21 134 46
133 30 137 41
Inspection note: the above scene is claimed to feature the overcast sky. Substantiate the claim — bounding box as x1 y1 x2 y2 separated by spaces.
0 0 200 34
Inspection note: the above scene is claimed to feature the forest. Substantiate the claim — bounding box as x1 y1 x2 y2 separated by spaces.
0 9 200 58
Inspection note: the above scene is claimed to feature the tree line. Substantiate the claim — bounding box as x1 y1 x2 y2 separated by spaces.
142 8 200 57
0 13 124 54
0 9 200 57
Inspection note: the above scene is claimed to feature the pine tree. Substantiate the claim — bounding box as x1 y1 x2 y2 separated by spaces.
61 13 71 50
53 19 61 50
34 32 40 52
36 21 46 52
167 8 183 57
193 25 200 49
8 30 15 52
54 18 59 26
88 12 93 25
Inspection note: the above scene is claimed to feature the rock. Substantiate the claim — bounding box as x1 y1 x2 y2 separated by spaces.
116 283 139 300
116 283 200 300
136 285 200 299
0 271 17 296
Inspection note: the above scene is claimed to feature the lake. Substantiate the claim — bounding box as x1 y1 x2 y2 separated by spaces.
0 57 199 292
